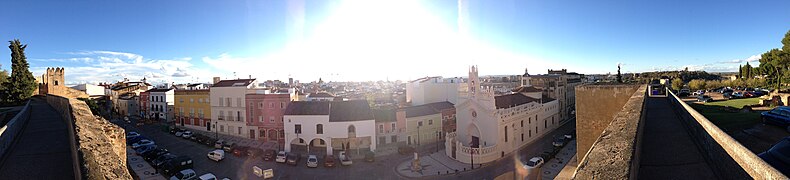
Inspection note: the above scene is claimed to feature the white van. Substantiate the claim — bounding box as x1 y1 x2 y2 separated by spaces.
207 149 225 162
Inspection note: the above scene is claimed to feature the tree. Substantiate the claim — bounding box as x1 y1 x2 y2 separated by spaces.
738 64 743 79
760 48 787 90
744 62 752 79
705 80 721 90
688 79 706 90
616 64 622 83
671 78 683 90
1 39 37 105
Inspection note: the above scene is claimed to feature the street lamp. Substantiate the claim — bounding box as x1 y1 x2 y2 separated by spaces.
214 121 218 139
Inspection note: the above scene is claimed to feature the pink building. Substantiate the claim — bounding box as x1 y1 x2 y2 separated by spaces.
246 91 291 144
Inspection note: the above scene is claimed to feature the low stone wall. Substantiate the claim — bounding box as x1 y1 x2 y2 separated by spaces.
667 90 786 179
0 101 31 158
46 95 132 180
572 85 646 179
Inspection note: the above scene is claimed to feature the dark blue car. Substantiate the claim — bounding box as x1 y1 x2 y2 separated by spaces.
759 137 790 175
761 106 790 128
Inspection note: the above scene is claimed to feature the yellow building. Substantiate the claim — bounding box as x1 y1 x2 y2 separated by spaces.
174 89 212 132
401 104 444 146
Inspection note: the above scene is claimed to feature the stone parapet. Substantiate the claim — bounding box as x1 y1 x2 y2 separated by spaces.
46 95 132 180
573 85 646 179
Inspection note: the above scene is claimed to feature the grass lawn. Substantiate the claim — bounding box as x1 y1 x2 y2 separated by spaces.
688 101 762 132
703 97 761 109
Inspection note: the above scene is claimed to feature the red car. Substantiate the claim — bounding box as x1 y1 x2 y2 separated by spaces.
324 155 336 167
232 146 249 157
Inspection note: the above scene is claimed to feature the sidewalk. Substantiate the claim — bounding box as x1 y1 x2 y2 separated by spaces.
395 149 481 178
540 140 576 180
127 147 166 180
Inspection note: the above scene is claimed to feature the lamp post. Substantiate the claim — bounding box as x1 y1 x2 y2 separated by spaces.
214 121 218 139
436 131 440 153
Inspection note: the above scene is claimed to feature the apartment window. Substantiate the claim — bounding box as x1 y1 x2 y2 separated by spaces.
391 135 397 142
226 98 231 107
378 125 384 133
237 111 242 121
190 108 194 117
238 127 242 135
280 102 285 109
269 102 274 108
260 130 266 138
190 98 194 103
391 123 395 131
199 109 204 118
505 126 508 142
521 133 524 141
220 125 225 132
218 97 223 106
219 111 224 120
259 102 263 109
418 121 423 127
521 120 524 127
199 98 203 103
227 110 233 121
529 130 532 137
179 98 184 103
259 116 263 123
544 120 547 128
295 124 302 134
269 116 274 123
428 119 433 125
316 124 323 134
236 98 241 107
279 131 284 139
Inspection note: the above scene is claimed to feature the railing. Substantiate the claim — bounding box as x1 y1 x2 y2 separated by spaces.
666 88 786 179
0 100 32 159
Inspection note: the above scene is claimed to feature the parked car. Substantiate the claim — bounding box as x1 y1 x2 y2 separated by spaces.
262 149 277 161
207 149 225 162
193 134 205 143
733 91 744 98
153 154 178 169
203 137 217 147
142 148 170 162
126 131 141 138
552 136 566 147
761 106 790 130
339 151 352 166
678 89 690 96
286 153 300 166
564 133 573 139
697 95 713 103
246 148 264 158
232 146 248 157
525 157 544 169
169 169 196 180
132 139 155 149
198 173 217 180
693 90 705 96
135 145 158 155
181 131 193 139
364 151 375 162
222 142 235 152
169 126 177 134
758 137 790 175
323 155 336 167
161 156 194 176
175 129 185 137
275 151 287 163
214 140 225 149
127 136 148 145
307 155 319 168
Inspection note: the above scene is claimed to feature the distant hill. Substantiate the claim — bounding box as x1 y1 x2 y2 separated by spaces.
638 71 722 82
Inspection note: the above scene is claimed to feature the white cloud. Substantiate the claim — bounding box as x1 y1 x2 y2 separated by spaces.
719 54 761 64
31 50 215 85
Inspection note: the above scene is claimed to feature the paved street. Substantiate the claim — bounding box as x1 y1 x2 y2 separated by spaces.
120 117 574 180
405 119 576 180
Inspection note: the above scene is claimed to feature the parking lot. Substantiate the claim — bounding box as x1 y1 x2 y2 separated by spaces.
122 119 413 180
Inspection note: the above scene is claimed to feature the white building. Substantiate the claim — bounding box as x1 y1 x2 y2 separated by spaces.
406 76 463 106
71 84 105 97
446 66 560 164
306 92 335 101
284 100 376 156
147 88 175 122
210 79 258 138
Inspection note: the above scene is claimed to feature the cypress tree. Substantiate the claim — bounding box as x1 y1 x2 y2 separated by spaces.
3 39 37 105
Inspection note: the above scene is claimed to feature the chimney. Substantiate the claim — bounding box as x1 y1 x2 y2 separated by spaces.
213 77 220 84
249 75 252 79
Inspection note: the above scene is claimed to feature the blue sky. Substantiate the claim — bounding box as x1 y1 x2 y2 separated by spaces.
1 0 790 84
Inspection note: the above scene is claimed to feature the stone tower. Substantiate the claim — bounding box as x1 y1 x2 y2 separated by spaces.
39 67 65 95
468 65 479 97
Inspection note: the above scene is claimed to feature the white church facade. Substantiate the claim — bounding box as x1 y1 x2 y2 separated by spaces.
445 66 561 164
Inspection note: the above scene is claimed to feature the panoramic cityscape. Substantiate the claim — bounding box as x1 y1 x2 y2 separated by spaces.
1 0 790 180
